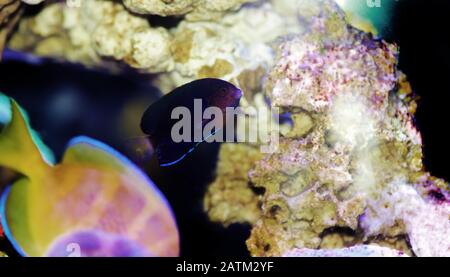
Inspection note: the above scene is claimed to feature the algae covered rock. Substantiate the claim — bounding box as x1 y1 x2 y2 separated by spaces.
8 0 303 101
205 0 450 257
0 0 22 58
123 0 256 21
284 244 409 257
204 144 264 226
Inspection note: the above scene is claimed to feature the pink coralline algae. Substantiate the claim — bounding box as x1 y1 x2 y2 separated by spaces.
204 0 450 257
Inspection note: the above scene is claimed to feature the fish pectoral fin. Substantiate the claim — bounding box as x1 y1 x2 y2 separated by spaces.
155 138 200 167
155 127 223 167
1 178 40 257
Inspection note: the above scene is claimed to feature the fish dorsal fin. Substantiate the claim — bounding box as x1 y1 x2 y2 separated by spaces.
63 136 128 173
0 99 50 179
62 136 153 184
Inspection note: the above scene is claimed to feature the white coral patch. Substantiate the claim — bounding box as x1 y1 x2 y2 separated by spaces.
330 92 376 148
128 28 174 72
283 245 409 257
362 181 450 257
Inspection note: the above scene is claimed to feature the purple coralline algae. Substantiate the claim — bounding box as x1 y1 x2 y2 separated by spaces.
204 0 450 257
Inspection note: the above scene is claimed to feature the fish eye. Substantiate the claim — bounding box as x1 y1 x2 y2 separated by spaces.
218 87 228 95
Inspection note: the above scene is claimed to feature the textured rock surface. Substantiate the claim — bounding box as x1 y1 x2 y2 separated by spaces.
0 0 45 58
8 0 302 99
0 0 22 58
205 0 450 257
123 0 255 21
204 144 263 226
284 245 409 257
9 0 174 73
361 179 450 257
156 1 302 95
5 0 387 95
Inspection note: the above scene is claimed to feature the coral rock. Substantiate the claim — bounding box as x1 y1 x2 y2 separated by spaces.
150 1 304 95
283 245 409 257
0 0 22 58
0 0 45 58
9 1 302 100
9 0 174 73
205 0 450 257
361 180 450 257
204 144 264 226
122 0 256 21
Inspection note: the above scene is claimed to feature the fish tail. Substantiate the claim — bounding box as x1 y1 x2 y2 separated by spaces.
0 97 50 179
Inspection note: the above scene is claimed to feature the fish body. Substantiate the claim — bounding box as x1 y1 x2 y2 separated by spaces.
141 78 242 166
0 98 179 257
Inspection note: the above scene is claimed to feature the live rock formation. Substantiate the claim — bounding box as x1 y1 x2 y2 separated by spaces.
0 0 46 58
284 244 408 257
204 144 264 227
123 0 255 21
204 0 450 257
7 0 303 100
0 0 22 58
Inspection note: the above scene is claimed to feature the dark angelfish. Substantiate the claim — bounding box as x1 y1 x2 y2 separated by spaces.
141 78 242 167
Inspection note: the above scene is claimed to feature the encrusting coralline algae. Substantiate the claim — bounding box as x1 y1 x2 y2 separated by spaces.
204 0 450 257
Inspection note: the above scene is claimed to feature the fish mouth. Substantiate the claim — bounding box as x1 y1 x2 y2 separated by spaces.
235 88 243 99
228 84 243 101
